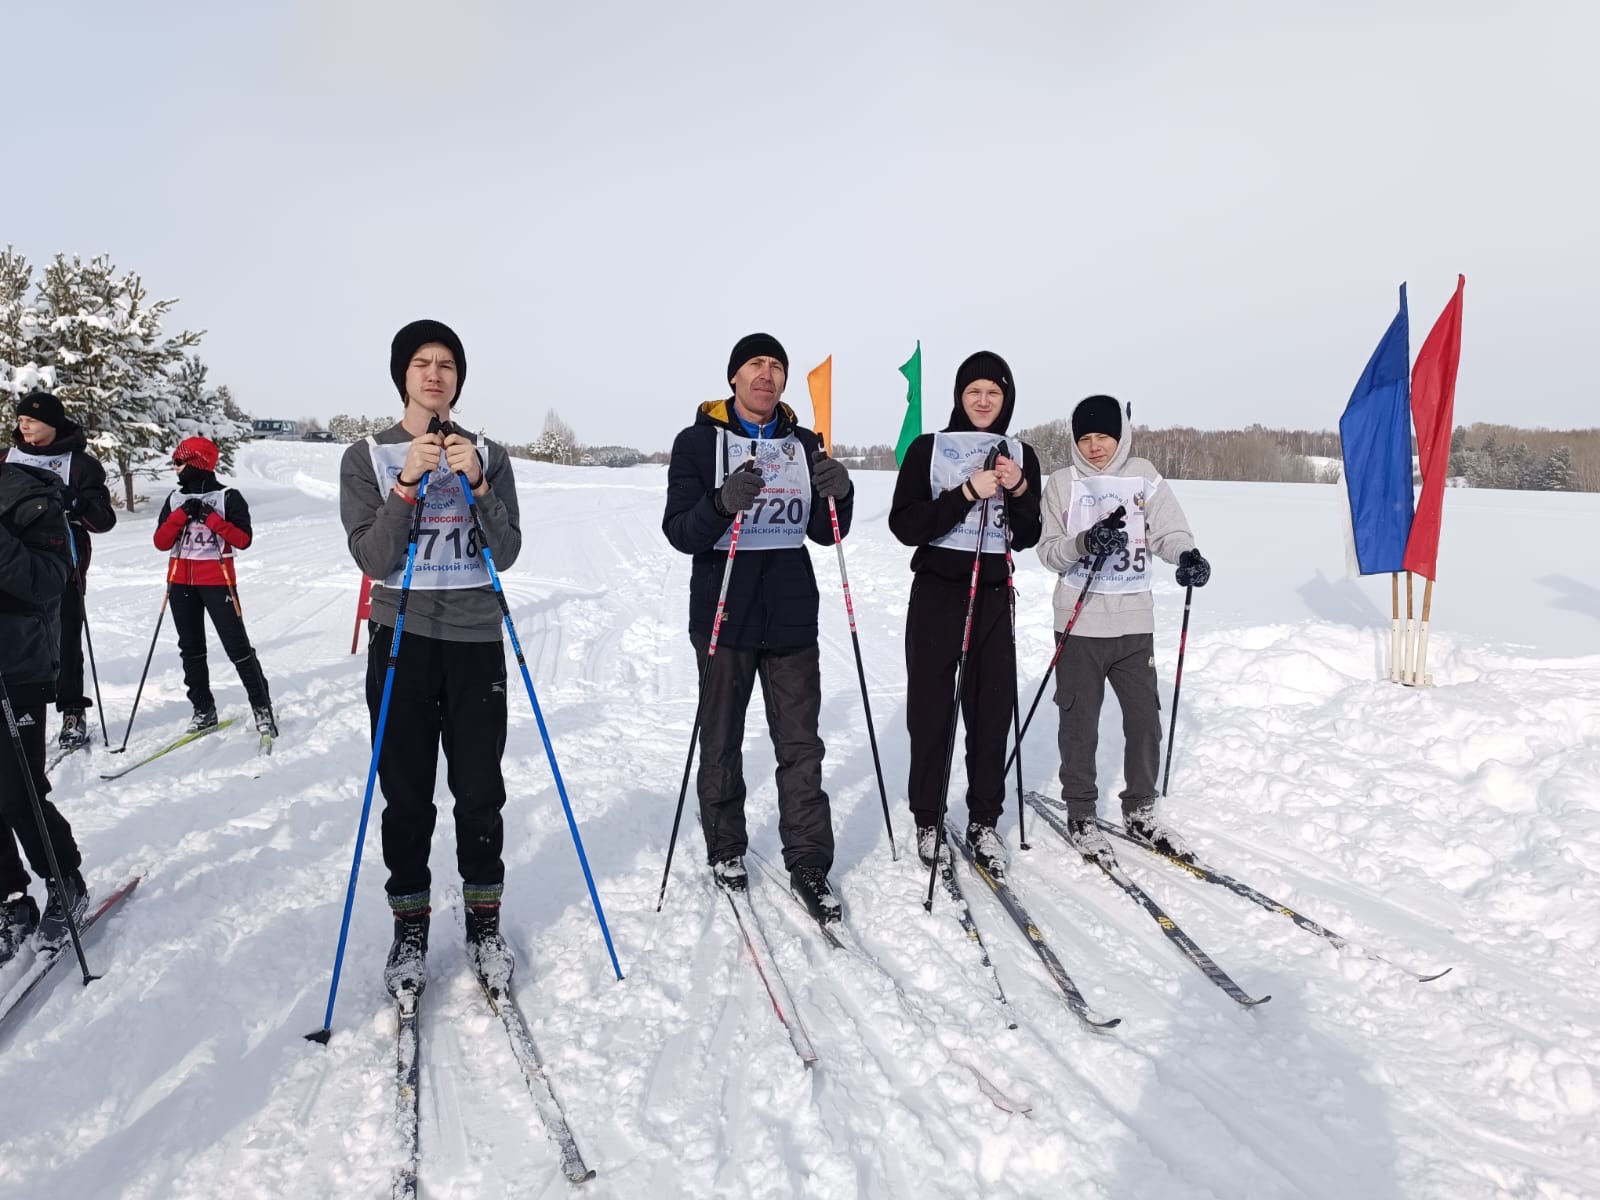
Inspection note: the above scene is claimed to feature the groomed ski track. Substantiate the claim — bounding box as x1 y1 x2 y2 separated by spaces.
0 446 1596 1199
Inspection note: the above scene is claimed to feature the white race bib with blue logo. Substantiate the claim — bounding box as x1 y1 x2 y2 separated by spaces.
367 439 492 590
928 432 1019 553
1064 469 1157 595
6 446 72 484
713 431 812 552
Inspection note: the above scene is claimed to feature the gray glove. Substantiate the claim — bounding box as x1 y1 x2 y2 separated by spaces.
717 463 764 515
812 453 852 499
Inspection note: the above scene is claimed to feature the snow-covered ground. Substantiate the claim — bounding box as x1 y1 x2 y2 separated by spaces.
1 443 1597 1199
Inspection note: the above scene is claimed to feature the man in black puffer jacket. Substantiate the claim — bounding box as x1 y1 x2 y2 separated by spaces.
8 391 118 751
662 333 854 924
0 459 90 964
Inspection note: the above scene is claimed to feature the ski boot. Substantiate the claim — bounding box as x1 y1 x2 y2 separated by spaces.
37 871 89 949
1124 805 1196 864
1064 817 1116 866
915 823 951 867
57 710 89 752
187 706 219 733
465 903 514 993
790 866 841 926
384 911 430 998
0 894 40 966
710 857 748 893
966 822 1009 881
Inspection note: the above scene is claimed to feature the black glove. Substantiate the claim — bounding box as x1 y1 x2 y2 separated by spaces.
717 463 764 515
181 498 210 522
1176 548 1210 588
811 452 851 500
58 484 79 513
1082 508 1128 558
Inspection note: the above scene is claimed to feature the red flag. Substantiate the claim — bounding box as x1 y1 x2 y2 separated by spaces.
351 575 374 654
1402 275 1465 580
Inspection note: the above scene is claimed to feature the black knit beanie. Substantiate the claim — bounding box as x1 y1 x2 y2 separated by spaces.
726 333 788 388
1072 395 1123 442
946 351 1016 433
391 320 467 405
16 391 66 429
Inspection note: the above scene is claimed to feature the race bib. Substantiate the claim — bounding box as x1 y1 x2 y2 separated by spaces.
713 431 812 552
6 446 72 484
1064 470 1157 595
928 432 1019 553
367 439 493 590
168 489 228 561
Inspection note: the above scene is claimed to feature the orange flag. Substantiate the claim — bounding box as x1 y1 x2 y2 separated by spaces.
807 356 833 453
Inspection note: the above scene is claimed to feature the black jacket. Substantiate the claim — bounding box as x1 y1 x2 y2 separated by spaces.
662 398 853 650
10 422 117 575
888 393 1042 585
0 464 72 697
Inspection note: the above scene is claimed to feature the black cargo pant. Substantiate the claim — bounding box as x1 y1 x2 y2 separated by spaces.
691 634 834 873
1054 632 1161 821
905 575 1016 829
0 699 82 896
367 624 508 902
169 583 271 711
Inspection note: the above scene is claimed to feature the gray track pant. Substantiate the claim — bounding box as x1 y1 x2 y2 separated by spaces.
1054 632 1161 821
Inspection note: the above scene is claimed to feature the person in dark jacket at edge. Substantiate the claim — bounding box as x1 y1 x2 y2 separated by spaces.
7 391 117 752
0 457 92 965
152 436 276 738
661 333 855 925
888 351 1042 880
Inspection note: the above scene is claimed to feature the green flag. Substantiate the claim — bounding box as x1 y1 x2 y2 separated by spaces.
894 340 922 467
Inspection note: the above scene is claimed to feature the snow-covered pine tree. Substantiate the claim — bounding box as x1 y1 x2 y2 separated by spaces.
33 253 201 507
159 355 249 472
0 246 54 401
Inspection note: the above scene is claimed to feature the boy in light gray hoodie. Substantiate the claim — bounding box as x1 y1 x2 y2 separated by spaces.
1035 395 1211 863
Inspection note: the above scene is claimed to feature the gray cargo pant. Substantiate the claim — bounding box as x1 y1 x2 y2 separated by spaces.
1054 632 1161 821
691 634 834 873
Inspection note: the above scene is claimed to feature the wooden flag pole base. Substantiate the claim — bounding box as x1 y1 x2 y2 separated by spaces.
1389 573 1402 683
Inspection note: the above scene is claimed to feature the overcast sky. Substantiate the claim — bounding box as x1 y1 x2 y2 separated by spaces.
10 1 1596 450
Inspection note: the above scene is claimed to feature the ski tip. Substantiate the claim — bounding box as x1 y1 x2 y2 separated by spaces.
1243 994 1273 1007
1417 966 1453 983
304 1028 332 1045
566 1166 598 1184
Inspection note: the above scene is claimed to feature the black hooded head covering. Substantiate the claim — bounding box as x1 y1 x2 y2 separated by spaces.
944 351 1016 434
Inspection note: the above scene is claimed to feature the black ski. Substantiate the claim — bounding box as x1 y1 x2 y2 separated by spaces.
393 989 421 1200
1023 795 1269 1008
945 821 1120 1030
1091 814 1452 982
933 856 1014 1026
0 876 140 1036
473 966 596 1183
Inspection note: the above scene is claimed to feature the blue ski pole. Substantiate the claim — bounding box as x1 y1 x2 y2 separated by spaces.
306 470 432 1043
444 429 624 981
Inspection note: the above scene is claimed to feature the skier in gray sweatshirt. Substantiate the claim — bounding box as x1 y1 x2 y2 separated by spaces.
1035 395 1211 864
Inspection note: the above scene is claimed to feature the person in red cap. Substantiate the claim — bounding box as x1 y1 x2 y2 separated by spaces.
7 390 118 752
151 436 276 737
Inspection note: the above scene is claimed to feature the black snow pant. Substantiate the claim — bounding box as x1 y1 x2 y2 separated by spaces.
691 634 834 874
904 575 1016 829
56 574 90 714
0 698 81 897
366 624 508 904
1054 632 1161 822
169 583 271 712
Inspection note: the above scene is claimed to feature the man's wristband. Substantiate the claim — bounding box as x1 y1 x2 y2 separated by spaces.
396 472 423 488
392 485 418 506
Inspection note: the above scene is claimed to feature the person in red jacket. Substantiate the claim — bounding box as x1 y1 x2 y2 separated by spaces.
151 437 276 736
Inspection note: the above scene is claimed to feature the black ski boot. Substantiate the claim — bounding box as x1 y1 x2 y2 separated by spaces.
187 706 219 734
38 871 89 949
0 894 40 966
915 823 950 867
57 710 89 752
711 857 748 893
1064 818 1116 865
384 912 430 998
252 704 278 739
466 903 514 993
1124 805 1195 864
790 866 841 926
966 822 1009 880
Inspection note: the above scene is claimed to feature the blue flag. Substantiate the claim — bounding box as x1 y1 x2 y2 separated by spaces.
1339 285 1413 575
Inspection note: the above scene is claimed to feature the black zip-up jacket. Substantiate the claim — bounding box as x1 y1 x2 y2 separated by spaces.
0 463 72 699
662 398 853 650
888 396 1042 585
9 421 117 574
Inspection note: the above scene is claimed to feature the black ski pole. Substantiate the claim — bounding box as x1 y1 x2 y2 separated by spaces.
999 488 1029 851
0 665 97 984
659 458 756 912
307 463 433 1043
113 572 172 754
1001 506 1125 779
818 456 896 860
1160 584 1194 797
64 524 110 747
925 447 1000 911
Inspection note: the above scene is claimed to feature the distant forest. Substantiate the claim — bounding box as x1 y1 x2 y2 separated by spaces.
833 423 1600 492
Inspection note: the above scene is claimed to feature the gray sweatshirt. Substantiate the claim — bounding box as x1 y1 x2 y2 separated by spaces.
339 422 522 643
1035 411 1195 639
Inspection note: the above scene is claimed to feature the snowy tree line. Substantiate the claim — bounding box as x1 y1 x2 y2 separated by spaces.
1447 424 1593 492
0 247 248 508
